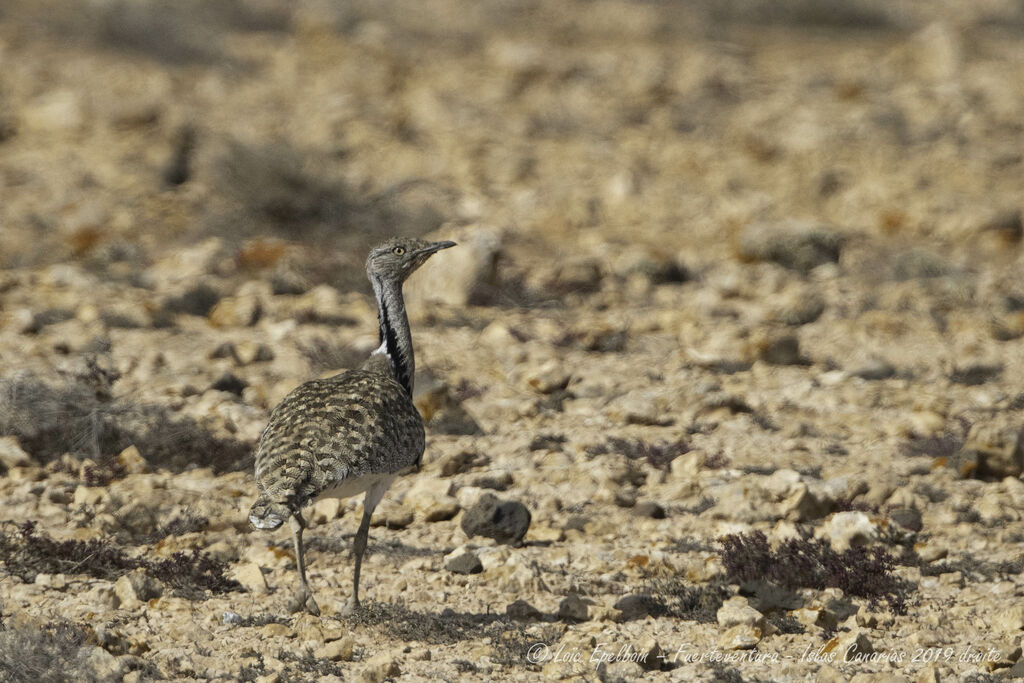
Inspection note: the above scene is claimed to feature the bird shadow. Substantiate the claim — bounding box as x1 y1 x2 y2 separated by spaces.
298 535 443 562
341 600 561 668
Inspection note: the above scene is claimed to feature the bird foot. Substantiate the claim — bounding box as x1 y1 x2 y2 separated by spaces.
340 596 361 617
288 586 320 617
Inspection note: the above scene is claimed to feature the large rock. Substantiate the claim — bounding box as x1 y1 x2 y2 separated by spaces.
371 503 414 530
114 570 164 609
506 599 543 620
718 624 761 650
406 225 503 307
207 281 268 329
754 333 808 366
717 596 765 628
791 606 839 630
359 652 401 683
780 482 834 522
413 375 482 435
208 294 262 328
837 630 873 659
816 511 878 551
309 497 343 525
282 284 355 324
444 547 484 575
460 493 531 545
0 436 34 470
317 636 356 662
952 422 1023 479
83 645 127 683
613 594 663 621
23 90 86 133
605 390 672 426
145 238 224 291
895 22 961 82
233 562 269 595
116 445 148 475
403 477 460 522
736 221 845 273
115 501 159 538
993 604 1024 633
557 593 590 622
769 288 825 326
524 361 571 394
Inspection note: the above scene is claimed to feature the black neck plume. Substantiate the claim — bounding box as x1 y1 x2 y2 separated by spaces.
371 274 415 395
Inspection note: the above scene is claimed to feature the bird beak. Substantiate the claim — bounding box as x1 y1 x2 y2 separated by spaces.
417 240 457 255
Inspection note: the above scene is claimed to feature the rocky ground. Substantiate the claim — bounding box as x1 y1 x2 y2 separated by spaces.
1 0 1024 681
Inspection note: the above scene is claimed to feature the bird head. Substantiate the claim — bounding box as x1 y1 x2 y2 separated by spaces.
366 237 456 283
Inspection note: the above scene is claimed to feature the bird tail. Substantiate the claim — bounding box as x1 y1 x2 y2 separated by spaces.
249 493 290 530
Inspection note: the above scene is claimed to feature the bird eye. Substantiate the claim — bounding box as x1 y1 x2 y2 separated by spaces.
392 246 405 255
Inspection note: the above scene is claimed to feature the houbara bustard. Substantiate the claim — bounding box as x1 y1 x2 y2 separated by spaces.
249 237 455 615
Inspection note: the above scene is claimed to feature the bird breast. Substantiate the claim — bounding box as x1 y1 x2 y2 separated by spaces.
315 472 397 503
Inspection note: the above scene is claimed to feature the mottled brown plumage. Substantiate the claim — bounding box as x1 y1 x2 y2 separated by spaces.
249 237 455 615
250 369 424 521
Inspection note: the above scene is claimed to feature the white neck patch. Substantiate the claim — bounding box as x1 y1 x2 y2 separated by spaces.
371 339 389 358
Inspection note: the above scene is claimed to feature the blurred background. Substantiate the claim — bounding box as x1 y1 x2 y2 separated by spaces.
1 0 1024 436
0 0 1021 298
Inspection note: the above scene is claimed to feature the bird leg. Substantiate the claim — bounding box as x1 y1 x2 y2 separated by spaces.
344 504 373 615
288 511 320 616
343 480 391 615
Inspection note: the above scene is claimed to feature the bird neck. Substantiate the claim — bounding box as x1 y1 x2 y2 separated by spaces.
370 274 415 395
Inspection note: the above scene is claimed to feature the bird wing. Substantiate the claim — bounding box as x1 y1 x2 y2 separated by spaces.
253 369 424 507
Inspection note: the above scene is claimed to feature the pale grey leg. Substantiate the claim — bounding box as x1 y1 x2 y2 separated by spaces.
288 511 320 616
344 478 394 614
349 504 373 610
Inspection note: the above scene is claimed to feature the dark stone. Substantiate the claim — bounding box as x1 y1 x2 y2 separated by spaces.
890 248 951 280
115 502 159 538
163 283 221 317
430 403 482 436
471 472 513 491
947 448 981 479
818 170 843 197
949 363 1002 386
210 372 247 396
737 222 845 273
557 593 589 622
270 270 310 295
209 342 236 359
506 599 543 620
162 125 195 187
851 359 895 381
888 507 922 532
439 451 483 477
444 551 483 575
613 593 665 621
634 501 666 519
529 434 566 451
537 388 573 412
564 515 589 532
546 258 603 295
1008 657 1024 679
759 335 808 366
613 488 638 508
22 308 75 334
644 259 690 285
460 493 531 545
980 209 1022 242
